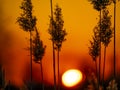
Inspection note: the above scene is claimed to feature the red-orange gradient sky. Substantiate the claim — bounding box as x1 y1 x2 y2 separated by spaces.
0 0 120 86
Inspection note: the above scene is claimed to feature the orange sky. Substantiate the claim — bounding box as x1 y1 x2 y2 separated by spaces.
1 0 120 86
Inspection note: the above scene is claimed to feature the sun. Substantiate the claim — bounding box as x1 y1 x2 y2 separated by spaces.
62 69 83 87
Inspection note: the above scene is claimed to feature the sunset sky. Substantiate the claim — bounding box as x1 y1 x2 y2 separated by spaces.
0 0 120 87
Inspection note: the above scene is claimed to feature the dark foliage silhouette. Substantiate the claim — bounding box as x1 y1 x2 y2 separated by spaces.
0 65 5 89
88 0 112 89
5 81 20 90
88 0 112 11
107 79 118 90
89 25 100 89
99 9 113 87
32 27 46 90
49 4 67 90
17 0 37 89
49 0 56 90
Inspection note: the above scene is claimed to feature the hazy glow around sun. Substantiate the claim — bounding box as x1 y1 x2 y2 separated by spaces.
62 69 83 87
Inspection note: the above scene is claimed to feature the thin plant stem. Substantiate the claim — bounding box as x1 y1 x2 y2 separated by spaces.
40 61 44 90
30 31 32 90
114 0 116 79
50 0 57 90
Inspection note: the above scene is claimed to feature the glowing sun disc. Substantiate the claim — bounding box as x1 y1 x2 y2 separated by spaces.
62 69 83 87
